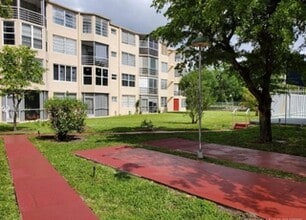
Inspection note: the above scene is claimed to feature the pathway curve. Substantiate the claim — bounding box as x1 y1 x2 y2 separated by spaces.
3 135 98 220
76 146 306 219
145 138 306 177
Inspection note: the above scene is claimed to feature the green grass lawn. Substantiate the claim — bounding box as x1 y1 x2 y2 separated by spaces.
1 111 305 219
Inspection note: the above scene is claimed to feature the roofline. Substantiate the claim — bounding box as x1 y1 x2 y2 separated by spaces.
47 0 149 35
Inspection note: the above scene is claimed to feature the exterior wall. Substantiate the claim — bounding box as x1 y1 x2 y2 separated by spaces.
0 0 186 122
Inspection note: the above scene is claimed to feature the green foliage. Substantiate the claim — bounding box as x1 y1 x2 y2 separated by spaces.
213 66 243 102
0 45 45 131
140 119 154 130
179 69 217 123
240 87 259 114
45 98 87 141
151 0 306 142
0 0 12 18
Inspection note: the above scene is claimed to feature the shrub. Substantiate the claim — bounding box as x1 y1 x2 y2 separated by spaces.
45 98 87 141
140 119 154 130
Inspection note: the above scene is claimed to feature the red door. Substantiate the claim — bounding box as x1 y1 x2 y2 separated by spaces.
174 99 179 111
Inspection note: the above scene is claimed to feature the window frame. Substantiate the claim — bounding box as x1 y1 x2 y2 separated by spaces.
3 21 15 45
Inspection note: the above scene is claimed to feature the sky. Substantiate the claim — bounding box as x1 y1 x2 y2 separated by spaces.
51 0 167 33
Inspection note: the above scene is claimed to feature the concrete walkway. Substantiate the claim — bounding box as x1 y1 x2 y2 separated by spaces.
76 146 306 219
145 138 306 177
3 135 98 220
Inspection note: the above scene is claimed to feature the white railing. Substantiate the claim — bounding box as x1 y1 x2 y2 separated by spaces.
11 6 44 26
82 55 109 67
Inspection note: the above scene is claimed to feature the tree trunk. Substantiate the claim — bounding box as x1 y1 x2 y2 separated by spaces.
258 94 272 143
12 95 22 132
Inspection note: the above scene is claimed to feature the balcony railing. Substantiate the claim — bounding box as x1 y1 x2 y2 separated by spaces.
11 6 44 26
82 55 109 67
139 48 158 57
140 87 158 95
139 68 158 77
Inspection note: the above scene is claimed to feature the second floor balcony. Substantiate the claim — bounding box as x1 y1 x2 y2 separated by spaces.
82 55 108 67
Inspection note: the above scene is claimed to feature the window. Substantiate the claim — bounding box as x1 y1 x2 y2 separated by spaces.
112 96 117 102
122 52 135 66
53 7 76 28
181 99 187 108
122 95 135 108
96 68 108 86
53 64 77 82
83 16 92 33
122 73 135 87
111 51 117 57
161 79 167 90
96 17 108 36
22 23 31 47
112 74 117 80
161 97 167 107
53 35 76 55
139 57 158 75
161 62 168 73
22 23 42 49
122 31 135 45
83 67 92 85
3 21 15 45
65 11 76 28
111 28 117 35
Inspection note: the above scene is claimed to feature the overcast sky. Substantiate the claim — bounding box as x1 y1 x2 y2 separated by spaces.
51 0 167 33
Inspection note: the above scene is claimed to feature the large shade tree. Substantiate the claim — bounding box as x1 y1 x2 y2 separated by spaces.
0 46 45 131
152 0 306 142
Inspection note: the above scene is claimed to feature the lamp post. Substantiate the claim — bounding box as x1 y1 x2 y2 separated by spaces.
191 34 209 159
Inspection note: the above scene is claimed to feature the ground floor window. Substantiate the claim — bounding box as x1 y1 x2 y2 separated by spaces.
122 95 136 108
140 96 158 113
82 93 109 116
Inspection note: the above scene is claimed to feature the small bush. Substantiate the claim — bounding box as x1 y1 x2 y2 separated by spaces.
45 98 87 141
140 119 154 130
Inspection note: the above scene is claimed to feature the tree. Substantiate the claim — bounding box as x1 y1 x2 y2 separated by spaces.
211 66 243 102
0 0 12 18
179 69 216 123
152 0 306 142
45 98 87 141
0 46 45 131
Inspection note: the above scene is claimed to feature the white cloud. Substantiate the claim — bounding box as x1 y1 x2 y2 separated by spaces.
51 0 167 33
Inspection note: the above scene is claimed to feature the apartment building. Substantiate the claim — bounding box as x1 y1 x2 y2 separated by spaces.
0 0 186 122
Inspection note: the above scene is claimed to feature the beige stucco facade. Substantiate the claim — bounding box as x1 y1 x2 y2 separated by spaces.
0 0 186 122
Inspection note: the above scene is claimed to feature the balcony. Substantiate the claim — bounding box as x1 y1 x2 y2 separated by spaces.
11 6 44 26
139 68 158 77
140 87 158 95
82 55 108 67
139 40 158 57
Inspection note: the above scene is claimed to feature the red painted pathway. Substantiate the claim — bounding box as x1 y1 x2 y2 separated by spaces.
145 138 306 177
76 146 306 219
3 135 98 220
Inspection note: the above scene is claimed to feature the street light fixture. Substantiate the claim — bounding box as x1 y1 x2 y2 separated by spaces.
191 33 209 159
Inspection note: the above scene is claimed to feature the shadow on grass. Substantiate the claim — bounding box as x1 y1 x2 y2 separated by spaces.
104 125 306 157
114 170 131 181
